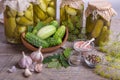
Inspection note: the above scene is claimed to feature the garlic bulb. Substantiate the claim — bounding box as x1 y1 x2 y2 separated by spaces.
18 51 32 69
30 47 44 63
35 63 43 73
24 68 32 77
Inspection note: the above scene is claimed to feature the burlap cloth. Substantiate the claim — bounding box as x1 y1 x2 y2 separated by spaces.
85 0 117 21
61 0 84 9
0 0 35 23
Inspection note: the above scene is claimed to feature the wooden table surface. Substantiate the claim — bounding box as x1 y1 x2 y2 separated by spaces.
1 18 120 80
1 19 120 80
0 22 110 80
0 23 109 80
0 24 110 80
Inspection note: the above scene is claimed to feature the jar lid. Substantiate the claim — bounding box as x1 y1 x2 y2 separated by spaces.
61 0 84 9
4 0 33 12
88 0 112 10
85 0 117 22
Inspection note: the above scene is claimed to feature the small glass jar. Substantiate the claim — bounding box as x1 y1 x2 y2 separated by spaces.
33 0 56 25
60 0 84 41
68 50 82 66
85 0 117 46
82 50 103 68
4 1 33 44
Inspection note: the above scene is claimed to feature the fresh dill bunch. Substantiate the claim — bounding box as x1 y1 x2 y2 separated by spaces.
99 33 120 58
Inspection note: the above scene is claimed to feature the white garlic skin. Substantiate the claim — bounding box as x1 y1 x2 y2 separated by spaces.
35 63 43 73
24 68 32 77
30 47 44 63
8 66 17 73
18 51 32 69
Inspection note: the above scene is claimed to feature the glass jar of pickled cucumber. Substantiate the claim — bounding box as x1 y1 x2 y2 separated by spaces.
85 0 117 46
60 0 84 41
33 0 56 25
4 0 33 44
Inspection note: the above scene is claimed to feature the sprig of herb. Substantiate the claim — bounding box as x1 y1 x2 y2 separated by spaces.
95 33 120 79
43 48 72 69
43 54 60 64
63 48 72 59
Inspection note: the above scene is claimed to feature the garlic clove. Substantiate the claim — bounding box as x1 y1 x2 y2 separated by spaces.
18 51 32 69
29 62 37 72
31 46 44 63
24 68 32 77
35 63 43 73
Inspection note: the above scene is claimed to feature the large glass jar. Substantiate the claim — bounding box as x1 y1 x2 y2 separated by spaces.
4 0 33 44
60 0 84 41
85 0 117 46
33 0 56 25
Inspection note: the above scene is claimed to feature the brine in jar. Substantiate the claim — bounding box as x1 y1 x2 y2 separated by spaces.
33 0 56 25
4 1 33 44
60 0 84 41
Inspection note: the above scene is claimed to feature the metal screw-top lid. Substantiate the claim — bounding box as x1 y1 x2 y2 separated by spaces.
85 0 117 21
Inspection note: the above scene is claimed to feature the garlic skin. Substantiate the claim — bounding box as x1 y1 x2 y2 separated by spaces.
24 68 32 77
30 47 44 63
18 51 32 69
8 66 17 73
35 63 43 73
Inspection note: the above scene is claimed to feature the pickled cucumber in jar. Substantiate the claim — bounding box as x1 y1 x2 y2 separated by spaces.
33 0 56 25
4 1 33 44
60 0 84 41
85 0 117 46
85 14 111 47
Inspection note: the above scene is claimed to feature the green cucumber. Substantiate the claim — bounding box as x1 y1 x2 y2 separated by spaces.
25 32 49 48
32 21 45 35
53 25 66 39
37 25 56 39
